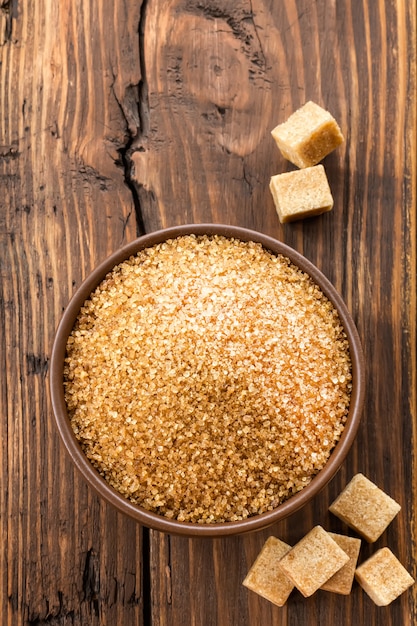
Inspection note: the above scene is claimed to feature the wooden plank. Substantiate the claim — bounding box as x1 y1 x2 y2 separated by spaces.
0 0 415 624
134 0 417 624
0 1 144 624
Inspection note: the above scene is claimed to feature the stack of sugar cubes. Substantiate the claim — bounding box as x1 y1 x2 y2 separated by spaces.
269 101 344 223
243 474 414 607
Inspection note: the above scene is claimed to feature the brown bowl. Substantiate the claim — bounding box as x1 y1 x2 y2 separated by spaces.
50 224 365 536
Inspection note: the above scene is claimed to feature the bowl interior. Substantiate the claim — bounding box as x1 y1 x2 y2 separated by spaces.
50 224 365 536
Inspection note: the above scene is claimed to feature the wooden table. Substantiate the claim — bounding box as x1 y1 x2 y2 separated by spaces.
1 1 416 624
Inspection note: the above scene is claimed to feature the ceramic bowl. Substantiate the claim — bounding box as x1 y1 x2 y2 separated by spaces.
50 224 365 536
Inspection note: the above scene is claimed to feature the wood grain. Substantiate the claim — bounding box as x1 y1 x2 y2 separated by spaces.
134 0 417 624
0 0 415 624
1 1 143 624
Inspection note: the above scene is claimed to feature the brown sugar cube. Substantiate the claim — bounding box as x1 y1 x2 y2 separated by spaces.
271 101 344 168
278 526 350 597
320 533 361 595
355 547 415 606
269 165 333 223
242 536 294 607
329 473 401 542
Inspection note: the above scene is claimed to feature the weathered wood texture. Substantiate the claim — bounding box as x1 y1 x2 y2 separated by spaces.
1 1 143 624
0 0 415 624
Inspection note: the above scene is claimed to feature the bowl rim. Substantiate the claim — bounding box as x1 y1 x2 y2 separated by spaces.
49 223 365 536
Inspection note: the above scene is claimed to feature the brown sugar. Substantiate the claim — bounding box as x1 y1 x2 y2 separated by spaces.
269 165 334 223
320 532 361 595
355 547 415 606
329 473 401 542
64 235 352 523
271 101 344 168
242 536 293 606
278 526 350 597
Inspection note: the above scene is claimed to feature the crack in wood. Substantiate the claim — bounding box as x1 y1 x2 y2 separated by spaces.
136 0 151 147
0 144 20 160
242 159 254 196
119 210 133 243
142 528 152 625
78 163 113 191
114 0 149 238
0 0 17 44
82 549 100 618
27 592 75 625
26 353 49 377
247 0 267 69
185 0 267 71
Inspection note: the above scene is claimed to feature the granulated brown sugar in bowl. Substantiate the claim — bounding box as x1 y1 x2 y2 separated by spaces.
63 233 353 524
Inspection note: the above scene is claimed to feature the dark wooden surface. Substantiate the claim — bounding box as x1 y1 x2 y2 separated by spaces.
1 0 415 624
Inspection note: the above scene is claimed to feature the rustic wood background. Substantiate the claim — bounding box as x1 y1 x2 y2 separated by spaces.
1 0 415 624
